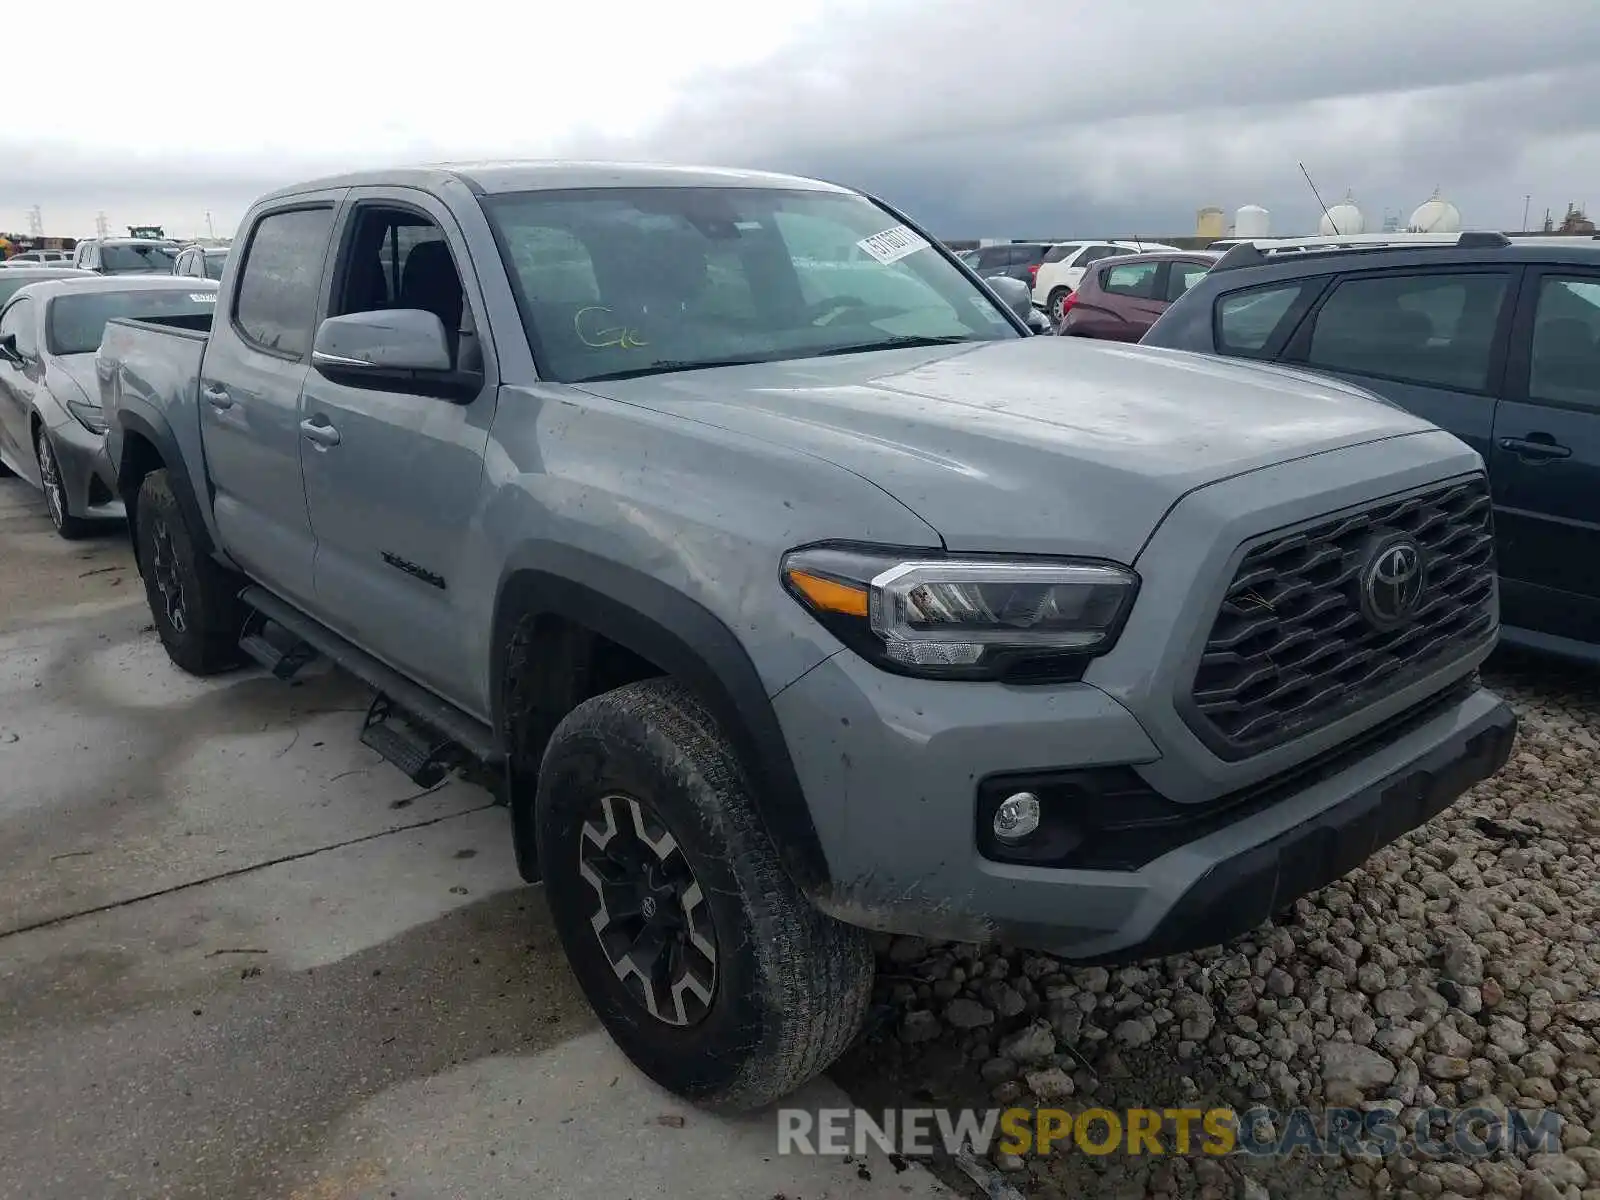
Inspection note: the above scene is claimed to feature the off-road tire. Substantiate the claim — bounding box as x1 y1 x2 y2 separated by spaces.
134 469 245 675
537 677 874 1110
35 427 90 540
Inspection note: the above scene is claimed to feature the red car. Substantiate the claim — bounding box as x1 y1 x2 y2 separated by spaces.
1056 250 1220 341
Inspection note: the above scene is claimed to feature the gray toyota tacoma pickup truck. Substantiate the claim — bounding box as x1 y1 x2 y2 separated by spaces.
97 162 1516 1110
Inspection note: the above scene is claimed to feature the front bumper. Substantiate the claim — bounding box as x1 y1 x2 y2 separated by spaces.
45 416 124 521
778 650 1515 962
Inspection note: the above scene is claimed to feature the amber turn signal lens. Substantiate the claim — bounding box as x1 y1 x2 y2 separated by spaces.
785 569 870 618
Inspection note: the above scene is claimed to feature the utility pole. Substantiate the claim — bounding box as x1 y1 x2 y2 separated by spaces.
205 211 215 240
1522 195 1531 232
94 211 109 238
26 206 44 237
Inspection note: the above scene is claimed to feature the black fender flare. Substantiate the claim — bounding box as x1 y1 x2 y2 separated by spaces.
115 409 214 557
490 544 831 897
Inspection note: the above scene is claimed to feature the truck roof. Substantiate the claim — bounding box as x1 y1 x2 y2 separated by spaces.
259 160 856 204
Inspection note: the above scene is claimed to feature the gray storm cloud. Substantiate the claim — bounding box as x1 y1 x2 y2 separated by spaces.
8 0 1600 238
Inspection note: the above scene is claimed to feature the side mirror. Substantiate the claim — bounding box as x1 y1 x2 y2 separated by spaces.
985 275 1035 324
312 309 453 374
0 333 20 364
1024 308 1053 335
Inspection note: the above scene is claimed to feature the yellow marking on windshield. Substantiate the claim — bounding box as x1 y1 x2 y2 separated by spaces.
575 306 648 350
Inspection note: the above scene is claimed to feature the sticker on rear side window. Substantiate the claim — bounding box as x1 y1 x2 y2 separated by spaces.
189 293 216 303
855 225 929 265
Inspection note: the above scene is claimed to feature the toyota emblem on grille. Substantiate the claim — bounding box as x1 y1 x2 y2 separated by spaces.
1360 535 1425 628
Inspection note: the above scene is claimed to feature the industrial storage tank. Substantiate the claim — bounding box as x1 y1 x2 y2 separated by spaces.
1408 188 1462 233
1318 191 1366 235
1197 206 1227 239
1234 205 1270 238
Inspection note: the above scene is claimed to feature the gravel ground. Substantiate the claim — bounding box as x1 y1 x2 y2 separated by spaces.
836 655 1600 1200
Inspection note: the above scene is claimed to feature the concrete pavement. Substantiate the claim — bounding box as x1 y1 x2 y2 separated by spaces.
0 478 953 1199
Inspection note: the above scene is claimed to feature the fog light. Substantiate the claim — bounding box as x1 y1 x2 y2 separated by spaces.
992 792 1042 843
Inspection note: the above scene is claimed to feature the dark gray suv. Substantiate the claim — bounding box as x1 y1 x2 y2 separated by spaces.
1142 232 1600 666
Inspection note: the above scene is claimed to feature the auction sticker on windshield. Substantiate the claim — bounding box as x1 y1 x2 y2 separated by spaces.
856 225 929 265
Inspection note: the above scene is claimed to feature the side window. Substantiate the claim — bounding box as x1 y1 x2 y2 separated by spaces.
1528 276 1600 410
1216 284 1306 354
1102 262 1159 298
1306 272 1508 392
334 206 477 369
233 207 335 358
0 298 35 358
1042 244 1077 265
1165 262 1211 302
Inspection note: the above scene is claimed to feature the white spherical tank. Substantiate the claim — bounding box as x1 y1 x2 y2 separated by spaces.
1319 191 1366 235
1235 205 1270 238
1409 189 1462 233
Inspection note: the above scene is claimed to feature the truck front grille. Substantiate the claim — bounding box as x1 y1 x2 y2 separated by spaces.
1185 475 1495 760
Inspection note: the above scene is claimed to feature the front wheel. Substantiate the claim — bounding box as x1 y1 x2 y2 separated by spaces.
537 677 874 1110
35 427 89 540
134 469 246 675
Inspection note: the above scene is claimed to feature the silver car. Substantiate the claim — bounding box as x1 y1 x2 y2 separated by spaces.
0 276 218 537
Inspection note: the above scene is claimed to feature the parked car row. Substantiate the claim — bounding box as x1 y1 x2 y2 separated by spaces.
3 238 231 280
957 239 1185 324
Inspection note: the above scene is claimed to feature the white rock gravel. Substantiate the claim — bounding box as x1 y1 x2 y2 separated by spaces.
860 662 1600 1200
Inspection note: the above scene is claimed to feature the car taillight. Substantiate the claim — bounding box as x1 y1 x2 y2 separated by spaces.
1029 264 1040 280
1061 291 1078 314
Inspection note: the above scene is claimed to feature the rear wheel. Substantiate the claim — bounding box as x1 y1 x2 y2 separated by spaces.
1047 287 1073 326
35 427 89 540
536 677 874 1110
134 469 245 675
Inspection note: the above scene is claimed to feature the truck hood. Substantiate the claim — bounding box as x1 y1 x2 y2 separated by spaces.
579 336 1438 560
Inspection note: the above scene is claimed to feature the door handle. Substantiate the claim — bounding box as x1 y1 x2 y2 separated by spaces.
299 417 341 448
202 385 233 411
1499 436 1571 462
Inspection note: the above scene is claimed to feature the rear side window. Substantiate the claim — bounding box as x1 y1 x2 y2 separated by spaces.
1216 284 1305 353
233 207 335 358
1042 244 1080 264
1009 244 1046 266
1102 262 1159 298
1166 261 1211 302
1528 276 1600 410
1305 272 1508 392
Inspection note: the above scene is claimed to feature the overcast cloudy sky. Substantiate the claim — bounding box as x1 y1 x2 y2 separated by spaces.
7 0 1600 241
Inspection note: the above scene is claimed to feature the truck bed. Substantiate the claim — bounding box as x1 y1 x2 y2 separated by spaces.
98 314 216 546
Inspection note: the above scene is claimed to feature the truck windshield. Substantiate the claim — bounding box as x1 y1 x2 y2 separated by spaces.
47 289 216 355
100 243 179 275
482 186 1019 383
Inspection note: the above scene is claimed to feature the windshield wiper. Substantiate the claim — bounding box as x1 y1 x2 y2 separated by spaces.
813 334 977 358
580 356 774 382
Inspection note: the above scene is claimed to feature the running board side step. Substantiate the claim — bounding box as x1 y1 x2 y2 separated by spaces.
238 610 321 680
237 585 503 769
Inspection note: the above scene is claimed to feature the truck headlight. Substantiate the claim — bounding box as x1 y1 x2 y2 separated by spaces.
66 398 107 434
781 545 1138 682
